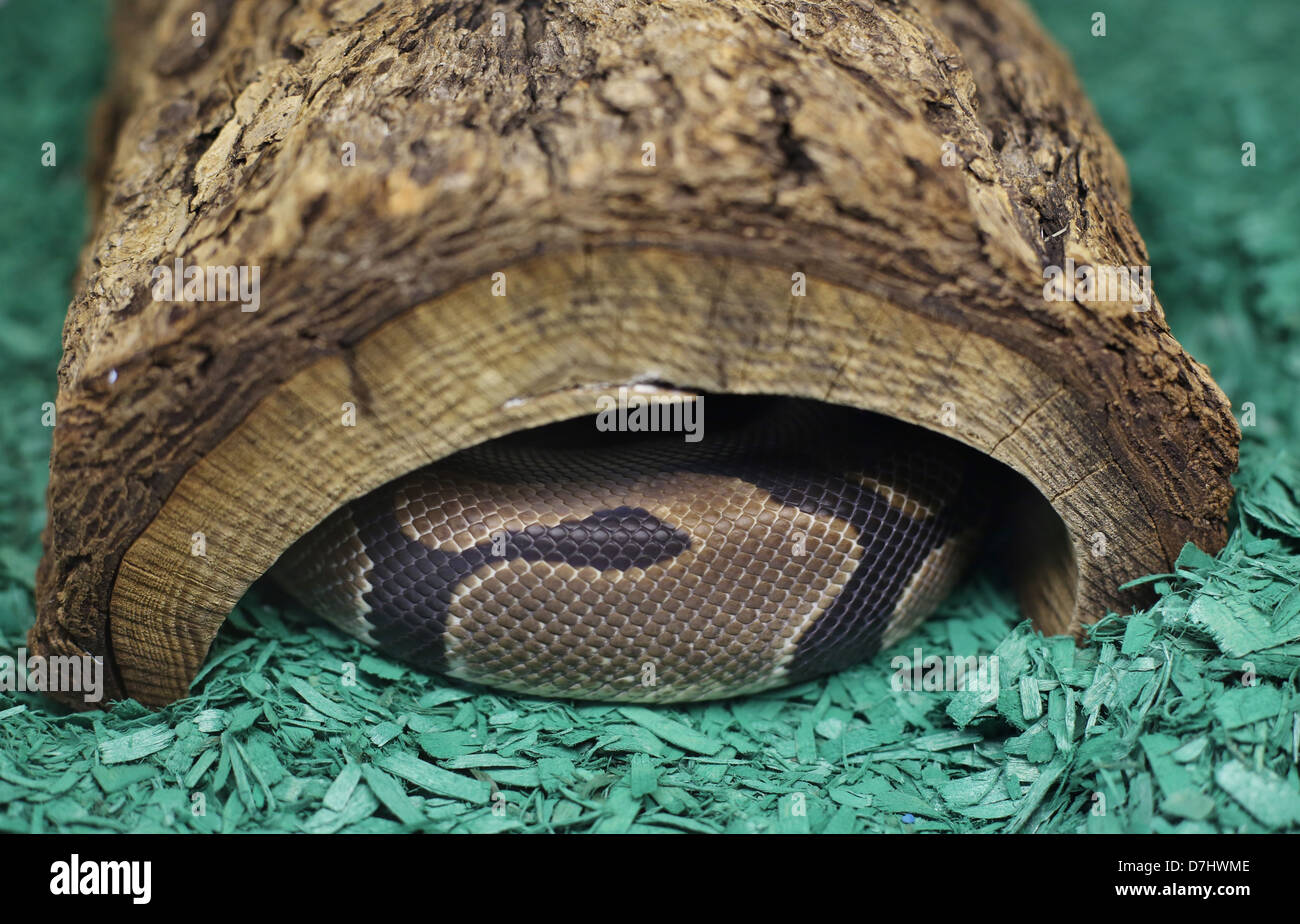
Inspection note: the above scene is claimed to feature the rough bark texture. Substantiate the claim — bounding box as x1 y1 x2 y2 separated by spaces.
33 0 1238 707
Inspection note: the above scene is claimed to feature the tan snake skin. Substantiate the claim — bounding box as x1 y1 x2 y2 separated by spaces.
272 398 988 701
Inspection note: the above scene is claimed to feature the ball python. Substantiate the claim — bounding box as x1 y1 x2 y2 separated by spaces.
272 396 988 701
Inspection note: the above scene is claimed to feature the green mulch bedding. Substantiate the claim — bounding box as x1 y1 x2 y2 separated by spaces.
0 0 1296 833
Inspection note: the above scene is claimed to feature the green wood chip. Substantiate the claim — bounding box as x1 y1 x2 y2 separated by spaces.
627 755 660 798
617 707 723 755
795 715 818 764
590 788 641 834
1020 676 1043 721
1214 760 1300 827
91 764 158 794
323 763 362 813
377 751 491 804
1213 685 1284 729
287 678 361 723
1188 595 1283 656
98 727 175 765
1160 788 1216 821
303 785 379 834
359 655 407 679
360 764 424 825
1140 734 1192 795
182 749 218 790
486 768 541 788
1121 615 1159 655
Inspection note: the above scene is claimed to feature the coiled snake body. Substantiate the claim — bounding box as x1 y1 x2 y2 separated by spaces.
273 398 987 701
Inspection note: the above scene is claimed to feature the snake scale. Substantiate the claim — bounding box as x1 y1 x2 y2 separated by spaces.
272 397 988 701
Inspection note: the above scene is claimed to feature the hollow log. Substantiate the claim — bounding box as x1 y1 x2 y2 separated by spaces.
32 0 1239 708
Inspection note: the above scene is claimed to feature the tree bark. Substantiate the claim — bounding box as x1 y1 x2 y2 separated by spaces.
32 0 1239 708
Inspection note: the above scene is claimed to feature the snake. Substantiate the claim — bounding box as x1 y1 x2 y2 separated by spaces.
271 396 988 702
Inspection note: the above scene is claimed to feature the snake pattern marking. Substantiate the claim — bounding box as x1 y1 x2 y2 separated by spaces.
272 397 988 702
